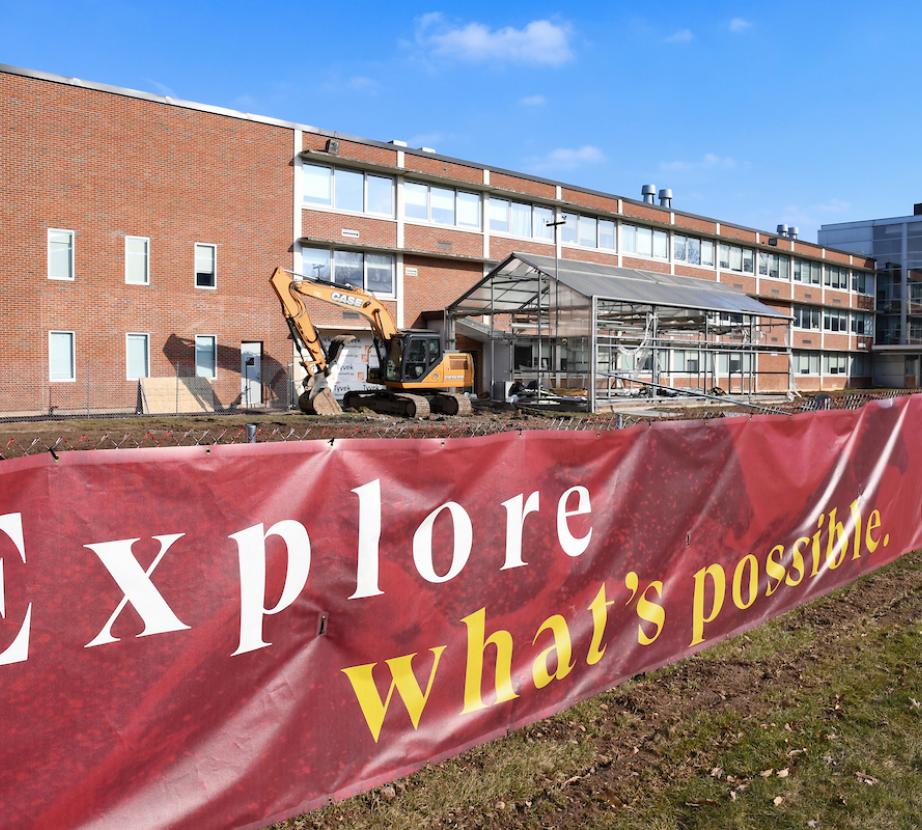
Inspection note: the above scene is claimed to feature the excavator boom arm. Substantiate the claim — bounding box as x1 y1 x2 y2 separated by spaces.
269 266 398 376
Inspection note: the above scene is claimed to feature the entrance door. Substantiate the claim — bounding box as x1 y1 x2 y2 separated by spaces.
240 341 262 406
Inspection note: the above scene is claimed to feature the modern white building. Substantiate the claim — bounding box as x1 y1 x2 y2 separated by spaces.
819 205 922 387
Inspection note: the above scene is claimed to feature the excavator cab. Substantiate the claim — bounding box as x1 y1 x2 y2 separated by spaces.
383 332 443 383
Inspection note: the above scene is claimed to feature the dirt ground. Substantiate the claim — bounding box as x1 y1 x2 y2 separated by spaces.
274 552 922 830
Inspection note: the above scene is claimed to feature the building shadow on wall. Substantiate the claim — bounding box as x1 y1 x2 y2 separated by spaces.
163 334 291 410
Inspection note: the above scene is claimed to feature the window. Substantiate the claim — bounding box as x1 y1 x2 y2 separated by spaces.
670 349 701 373
718 243 755 274
48 229 74 280
125 236 149 285
823 353 847 375
794 350 820 375
510 201 532 237
852 270 871 294
793 258 822 285
49 331 75 381
823 309 849 332
334 250 364 286
622 223 668 259
793 304 821 330
457 191 481 228
561 212 578 244
701 239 715 267
195 335 217 379
532 206 555 241
303 164 332 205
303 164 396 217
408 182 481 228
404 182 429 220
301 247 332 281
366 175 395 217
334 169 365 213
758 251 790 280
824 265 849 290
300 246 395 296
195 244 216 288
598 220 616 250
366 254 395 295
578 215 597 248
852 312 873 336
126 333 149 380
430 187 456 225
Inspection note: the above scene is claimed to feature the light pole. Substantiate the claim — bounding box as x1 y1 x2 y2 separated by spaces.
543 213 566 403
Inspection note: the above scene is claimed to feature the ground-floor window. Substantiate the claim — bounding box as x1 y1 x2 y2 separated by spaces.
195 335 217 379
49 331 75 381
126 333 150 380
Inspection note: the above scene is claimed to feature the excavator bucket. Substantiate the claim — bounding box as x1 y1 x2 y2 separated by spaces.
296 334 355 416
299 386 342 416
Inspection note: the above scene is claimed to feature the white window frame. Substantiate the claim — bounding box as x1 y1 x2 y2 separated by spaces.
299 245 397 300
125 332 150 380
195 334 218 380
47 228 75 281
405 181 482 233
194 243 217 290
48 330 76 382
302 163 397 219
125 235 150 285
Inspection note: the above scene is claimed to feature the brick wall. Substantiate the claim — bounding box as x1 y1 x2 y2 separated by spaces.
0 72 293 413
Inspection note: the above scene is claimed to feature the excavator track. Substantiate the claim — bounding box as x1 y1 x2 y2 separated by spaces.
429 392 473 416
343 391 431 418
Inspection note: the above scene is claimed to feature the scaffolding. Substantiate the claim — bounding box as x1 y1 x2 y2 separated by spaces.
447 252 793 412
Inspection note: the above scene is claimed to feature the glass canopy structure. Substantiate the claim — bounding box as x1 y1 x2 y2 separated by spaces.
447 252 793 411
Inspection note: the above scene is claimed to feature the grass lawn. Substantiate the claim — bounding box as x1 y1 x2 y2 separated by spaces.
276 551 921 829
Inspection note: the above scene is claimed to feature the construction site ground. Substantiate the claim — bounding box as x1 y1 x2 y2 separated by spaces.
0 389 892 454
274 552 922 830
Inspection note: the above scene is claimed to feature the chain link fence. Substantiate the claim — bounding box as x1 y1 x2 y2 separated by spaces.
0 358 300 421
0 389 915 460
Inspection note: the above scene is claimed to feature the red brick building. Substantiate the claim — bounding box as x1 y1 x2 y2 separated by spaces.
0 64 877 414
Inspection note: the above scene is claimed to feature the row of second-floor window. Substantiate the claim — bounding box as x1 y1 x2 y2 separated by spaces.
47 230 218 289
49 331 224 382
792 305 875 335
300 246 396 296
300 167 875 289
793 350 870 376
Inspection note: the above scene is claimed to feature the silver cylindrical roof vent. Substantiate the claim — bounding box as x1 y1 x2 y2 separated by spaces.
641 184 657 205
658 188 673 208
777 224 789 237
789 226 799 240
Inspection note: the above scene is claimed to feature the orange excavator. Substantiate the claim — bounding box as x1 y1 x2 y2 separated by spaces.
270 266 475 418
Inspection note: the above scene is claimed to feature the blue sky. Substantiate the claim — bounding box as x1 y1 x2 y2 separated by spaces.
2 1 919 240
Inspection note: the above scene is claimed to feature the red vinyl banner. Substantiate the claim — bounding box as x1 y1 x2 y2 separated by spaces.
0 398 920 829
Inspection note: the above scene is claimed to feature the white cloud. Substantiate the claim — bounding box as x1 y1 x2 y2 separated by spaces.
729 17 753 33
231 93 258 110
346 75 378 91
414 14 573 66
664 29 694 44
660 153 739 173
519 94 547 107
146 79 178 98
530 145 605 172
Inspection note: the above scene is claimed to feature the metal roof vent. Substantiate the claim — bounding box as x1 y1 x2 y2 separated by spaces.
777 224 789 237
658 188 673 208
389 139 408 147
641 184 657 205
789 226 799 240
420 146 437 154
